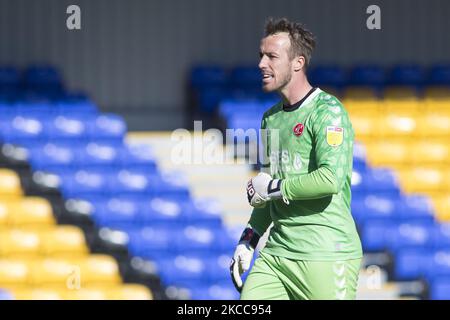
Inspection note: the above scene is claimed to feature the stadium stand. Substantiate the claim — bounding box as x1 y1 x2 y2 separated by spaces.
0 65 240 300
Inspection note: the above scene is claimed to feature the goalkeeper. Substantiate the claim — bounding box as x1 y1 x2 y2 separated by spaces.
230 18 363 300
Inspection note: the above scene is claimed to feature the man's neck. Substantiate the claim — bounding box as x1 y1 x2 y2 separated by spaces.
279 75 313 106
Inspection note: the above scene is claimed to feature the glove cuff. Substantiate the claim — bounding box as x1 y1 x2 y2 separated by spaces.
267 179 283 199
238 227 261 249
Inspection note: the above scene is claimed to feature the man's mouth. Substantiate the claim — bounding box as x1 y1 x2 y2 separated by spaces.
262 73 274 83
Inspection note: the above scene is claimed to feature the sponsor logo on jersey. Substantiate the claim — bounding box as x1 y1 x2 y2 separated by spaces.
293 123 304 137
326 126 344 146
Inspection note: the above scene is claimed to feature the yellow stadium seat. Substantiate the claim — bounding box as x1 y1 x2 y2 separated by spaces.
383 86 419 100
432 194 450 222
365 141 410 168
379 112 418 138
409 141 449 165
104 284 153 300
11 288 62 300
347 114 380 142
383 99 421 114
344 99 380 116
8 198 55 226
0 169 22 198
39 226 88 257
29 258 78 287
343 87 378 100
0 229 41 258
425 98 450 112
398 167 446 193
0 259 30 287
0 201 9 226
74 255 121 286
417 113 450 137
424 87 450 100
61 288 107 300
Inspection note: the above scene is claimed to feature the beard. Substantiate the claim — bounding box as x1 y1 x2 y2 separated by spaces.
262 66 293 92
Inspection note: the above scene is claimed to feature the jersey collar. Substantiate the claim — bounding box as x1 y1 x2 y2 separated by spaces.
282 87 321 112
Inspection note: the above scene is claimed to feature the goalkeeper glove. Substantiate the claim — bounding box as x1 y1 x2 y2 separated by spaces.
246 172 284 208
229 227 260 293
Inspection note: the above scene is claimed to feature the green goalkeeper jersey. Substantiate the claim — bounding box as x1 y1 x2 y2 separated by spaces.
249 88 363 261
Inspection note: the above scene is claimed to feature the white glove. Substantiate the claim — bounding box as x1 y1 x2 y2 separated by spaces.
230 227 260 292
246 172 283 208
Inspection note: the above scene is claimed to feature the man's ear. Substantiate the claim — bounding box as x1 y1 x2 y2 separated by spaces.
293 56 305 72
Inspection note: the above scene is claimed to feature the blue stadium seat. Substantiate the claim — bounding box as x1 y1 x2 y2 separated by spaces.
28 142 80 170
44 115 93 140
91 197 141 227
389 220 436 252
430 276 450 300
230 66 261 90
191 65 228 90
308 65 347 89
365 168 401 196
121 144 158 169
399 194 435 222
89 114 127 140
127 226 178 259
59 169 112 198
197 87 228 113
190 282 239 300
435 224 450 249
361 219 396 252
428 64 450 86
348 65 385 87
394 248 432 280
0 66 20 91
109 169 157 196
139 196 186 225
56 100 98 115
426 250 450 279
351 193 399 225
157 254 208 286
78 141 124 166
23 65 64 93
184 198 223 227
388 64 425 86
0 115 45 141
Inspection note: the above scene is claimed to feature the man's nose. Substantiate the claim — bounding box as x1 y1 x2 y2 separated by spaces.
258 56 267 70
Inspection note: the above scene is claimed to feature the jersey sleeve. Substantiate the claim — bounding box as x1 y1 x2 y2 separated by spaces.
281 102 354 200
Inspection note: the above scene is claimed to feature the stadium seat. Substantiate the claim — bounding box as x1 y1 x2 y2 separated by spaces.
39 226 88 257
0 229 41 258
348 65 385 88
346 113 379 142
389 220 436 252
343 99 380 116
428 65 450 86
343 87 378 100
394 248 431 280
361 219 396 252
424 87 450 100
398 167 445 194
61 288 107 300
388 64 425 87
383 86 419 99
0 169 23 198
308 65 347 89
190 65 228 90
29 258 78 287
0 259 30 287
351 193 399 225
11 288 63 300
432 195 450 222
417 113 450 137
365 141 409 168
7 198 54 226
74 255 121 285
103 284 153 300
430 276 450 300
398 194 435 222
409 141 449 166
379 112 418 138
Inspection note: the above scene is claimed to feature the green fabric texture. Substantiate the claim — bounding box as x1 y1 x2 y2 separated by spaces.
248 89 363 261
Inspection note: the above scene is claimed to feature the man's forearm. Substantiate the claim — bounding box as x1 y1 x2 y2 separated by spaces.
281 166 339 200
